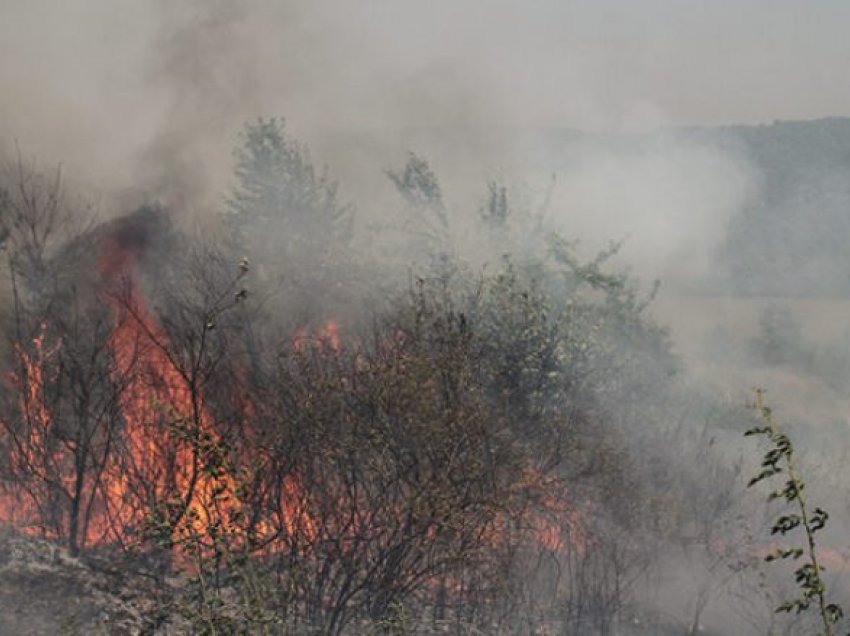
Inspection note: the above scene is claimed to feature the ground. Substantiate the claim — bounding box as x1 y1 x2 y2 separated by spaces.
0 530 158 635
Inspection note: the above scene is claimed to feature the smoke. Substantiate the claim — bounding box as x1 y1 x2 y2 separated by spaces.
4 0 841 294
3 1 847 209
1 1 300 209
4 3 850 633
546 134 757 287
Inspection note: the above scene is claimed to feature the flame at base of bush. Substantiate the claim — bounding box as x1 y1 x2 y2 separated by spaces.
0 241 585 583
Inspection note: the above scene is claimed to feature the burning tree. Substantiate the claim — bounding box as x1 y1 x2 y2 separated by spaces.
0 143 692 634
0 196 251 559
0 157 118 556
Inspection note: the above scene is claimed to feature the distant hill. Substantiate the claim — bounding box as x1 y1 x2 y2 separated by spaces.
695 118 850 296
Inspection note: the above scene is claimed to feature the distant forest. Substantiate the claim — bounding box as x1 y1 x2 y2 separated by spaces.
707 118 850 296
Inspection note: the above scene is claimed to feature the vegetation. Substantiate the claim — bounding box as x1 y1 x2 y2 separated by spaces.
716 118 850 296
745 389 847 635
1 121 840 635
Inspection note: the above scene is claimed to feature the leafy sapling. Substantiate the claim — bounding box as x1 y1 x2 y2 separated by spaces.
744 388 846 635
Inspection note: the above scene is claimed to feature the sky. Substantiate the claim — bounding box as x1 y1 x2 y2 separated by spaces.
1 0 848 235
3 1 849 136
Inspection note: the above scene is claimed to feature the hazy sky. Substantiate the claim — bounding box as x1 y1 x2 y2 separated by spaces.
2 0 849 189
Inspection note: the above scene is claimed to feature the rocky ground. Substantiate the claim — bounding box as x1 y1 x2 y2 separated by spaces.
0 529 719 635
0 530 167 635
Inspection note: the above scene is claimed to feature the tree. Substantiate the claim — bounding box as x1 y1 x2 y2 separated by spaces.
0 159 119 556
480 180 509 229
0 154 94 312
227 119 350 269
386 152 445 216
385 153 452 266
224 118 357 326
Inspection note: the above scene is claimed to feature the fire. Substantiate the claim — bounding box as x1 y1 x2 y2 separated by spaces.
476 469 586 555
0 326 63 536
0 232 323 558
293 320 341 354
95 238 250 553
94 238 320 557
0 230 583 572
0 237 253 555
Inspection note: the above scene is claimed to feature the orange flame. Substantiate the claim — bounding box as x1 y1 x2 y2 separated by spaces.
0 240 584 571
0 326 64 537
95 239 244 552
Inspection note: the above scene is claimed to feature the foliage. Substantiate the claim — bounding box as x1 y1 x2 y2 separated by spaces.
744 389 846 635
386 152 445 219
383 153 453 268
225 118 354 321
0 135 734 635
228 117 350 240
480 180 509 228
714 118 850 296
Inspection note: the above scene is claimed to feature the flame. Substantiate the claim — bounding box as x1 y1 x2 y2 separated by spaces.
474 469 586 555
95 239 247 552
0 240 247 554
521 469 587 554
0 238 583 572
292 320 341 354
0 326 64 537
96 240 320 557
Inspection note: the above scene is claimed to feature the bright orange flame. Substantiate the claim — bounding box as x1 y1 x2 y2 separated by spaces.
96 240 318 558
0 326 64 537
95 239 243 551
0 243 585 572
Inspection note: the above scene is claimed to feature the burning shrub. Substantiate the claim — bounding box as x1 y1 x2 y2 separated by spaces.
0 147 689 633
